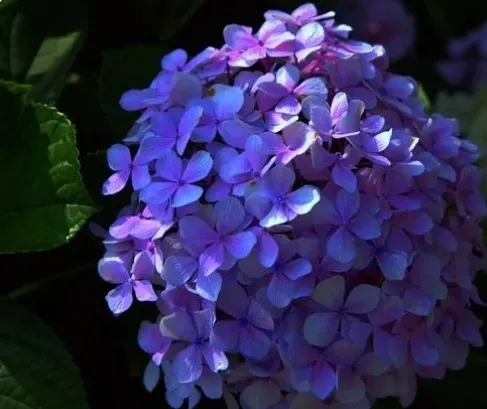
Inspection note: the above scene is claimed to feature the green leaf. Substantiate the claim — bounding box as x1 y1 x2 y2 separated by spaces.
0 80 96 253
99 45 166 143
0 0 87 102
433 91 474 130
0 297 88 409
417 85 432 112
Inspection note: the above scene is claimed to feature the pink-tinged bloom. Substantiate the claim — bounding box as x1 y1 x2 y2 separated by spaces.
95 3 486 409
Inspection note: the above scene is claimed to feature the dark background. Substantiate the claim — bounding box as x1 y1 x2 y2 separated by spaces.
2 1 487 408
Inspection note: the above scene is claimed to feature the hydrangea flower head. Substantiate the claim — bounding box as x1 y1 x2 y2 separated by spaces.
96 3 486 409
438 22 487 90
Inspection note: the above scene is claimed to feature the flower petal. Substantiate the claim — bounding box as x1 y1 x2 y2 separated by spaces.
211 84 245 120
240 326 271 359
172 184 204 207
173 345 202 383
201 344 228 373
224 232 256 259
336 189 359 221
182 151 213 183
282 258 312 280
247 300 274 330
311 360 336 400
179 216 218 247
106 283 133 314
303 312 340 347
140 181 178 204
265 165 296 196
98 257 129 284
212 320 241 351
312 275 345 309
327 226 355 263
285 186 321 215
240 380 281 409
195 270 223 302
345 284 381 314
199 242 225 276
267 272 294 308
335 366 365 405
160 311 197 342
178 105 204 155
332 165 357 193
377 251 408 281
217 284 249 318
102 170 130 195
162 255 198 286
133 280 158 301
215 196 246 235
156 149 183 181
107 144 131 170
258 230 279 268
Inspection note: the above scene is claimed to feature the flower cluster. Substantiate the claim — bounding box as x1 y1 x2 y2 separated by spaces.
96 3 486 409
335 0 415 63
438 21 487 90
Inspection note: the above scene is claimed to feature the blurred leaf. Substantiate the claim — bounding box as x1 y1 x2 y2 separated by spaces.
0 297 89 409
417 85 432 112
468 108 487 149
0 80 96 253
434 91 474 129
99 45 165 143
0 0 87 102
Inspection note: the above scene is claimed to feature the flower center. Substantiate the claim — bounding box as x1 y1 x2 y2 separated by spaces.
195 336 205 346
239 317 249 327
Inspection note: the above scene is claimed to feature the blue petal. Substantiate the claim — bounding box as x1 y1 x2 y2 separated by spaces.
258 231 279 268
215 196 246 235
179 216 218 247
285 185 321 215
173 345 203 383
160 311 197 342
327 226 356 263
303 312 340 347
332 165 357 193
156 149 183 181
240 380 281 409
106 283 133 314
311 360 336 400
211 84 244 121
162 255 198 286
224 232 256 259
172 184 204 207
195 270 223 302
267 273 294 308
377 251 408 280
201 344 228 373
182 151 213 183
239 327 271 359
281 258 312 280
140 181 178 204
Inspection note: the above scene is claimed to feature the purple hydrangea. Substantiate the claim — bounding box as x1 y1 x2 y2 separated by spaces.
438 22 487 90
96 3 486 409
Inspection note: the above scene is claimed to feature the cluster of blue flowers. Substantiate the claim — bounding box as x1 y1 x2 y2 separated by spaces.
95 4 486 409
